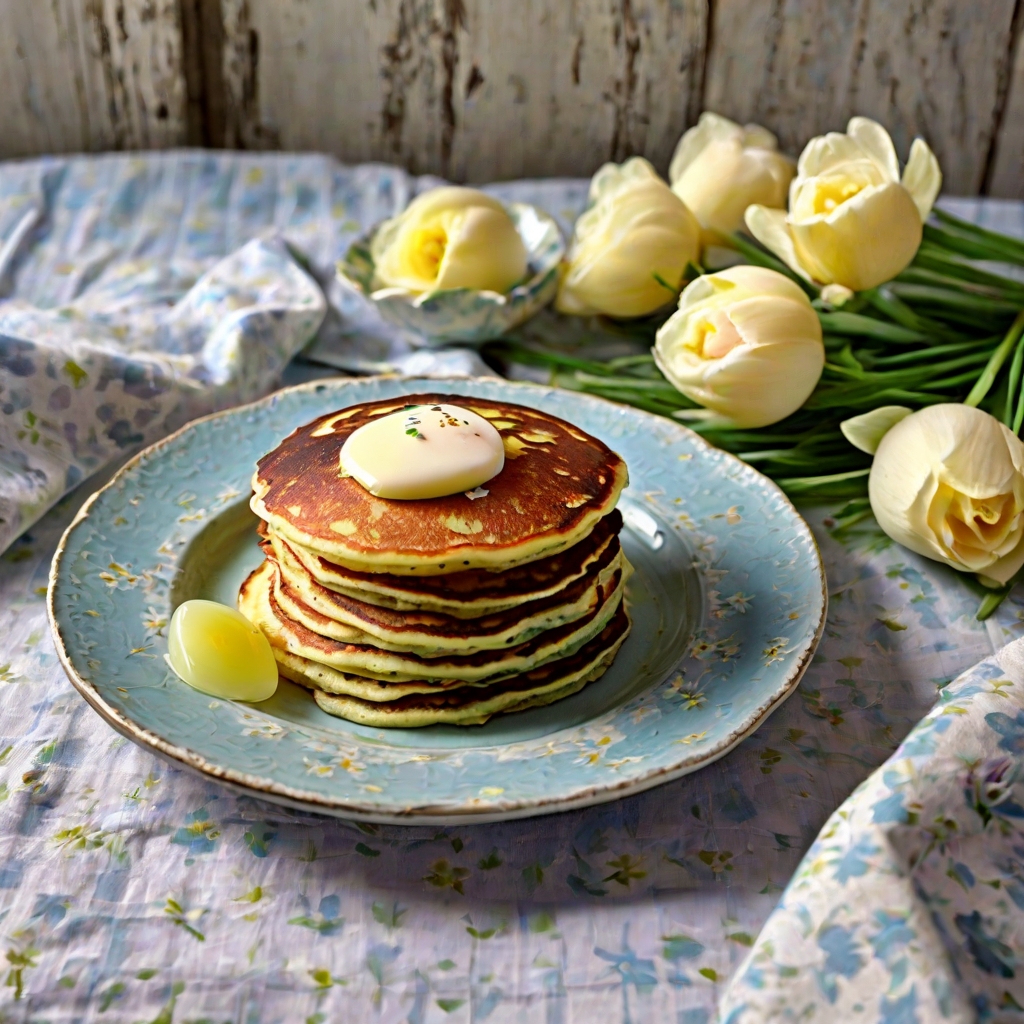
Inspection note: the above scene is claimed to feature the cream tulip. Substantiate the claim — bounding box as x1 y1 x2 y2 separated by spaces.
866 404 1024 584
840 405 912 454
745 117 942 292
371 186 528 294
669 112 795 240
653 266 824 428
556 157 701 319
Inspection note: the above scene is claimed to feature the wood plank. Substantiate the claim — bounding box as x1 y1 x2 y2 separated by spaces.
987 13 1024 198
704 0 1020 196
216 0 707 181
0 0 187 160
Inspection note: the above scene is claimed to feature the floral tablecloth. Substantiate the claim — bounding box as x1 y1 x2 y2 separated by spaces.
0 152 1022 1022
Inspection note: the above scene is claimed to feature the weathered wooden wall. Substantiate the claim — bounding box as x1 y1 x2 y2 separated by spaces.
0 0 186 155
1 0 1022 196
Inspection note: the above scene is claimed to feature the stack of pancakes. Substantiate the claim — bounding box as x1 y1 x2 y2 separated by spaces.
239 393 631 727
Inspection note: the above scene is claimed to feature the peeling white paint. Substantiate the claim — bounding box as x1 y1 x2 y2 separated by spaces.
0 0 1021 197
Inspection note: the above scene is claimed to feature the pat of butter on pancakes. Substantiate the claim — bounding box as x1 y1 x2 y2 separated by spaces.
340 403 504 500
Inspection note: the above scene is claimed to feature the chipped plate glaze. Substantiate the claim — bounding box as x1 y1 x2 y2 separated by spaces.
48 377 825 824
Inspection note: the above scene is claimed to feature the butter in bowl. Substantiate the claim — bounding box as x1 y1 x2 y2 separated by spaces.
337 186 564 347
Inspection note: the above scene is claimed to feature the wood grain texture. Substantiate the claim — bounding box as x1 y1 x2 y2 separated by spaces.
0 0 187 159
704 0 1021 195
0 0 1022 197
214 0 707 180
988 7 1024 198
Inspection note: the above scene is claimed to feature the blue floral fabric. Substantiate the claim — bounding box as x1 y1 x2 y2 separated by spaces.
719 643 1024 1023
0 152 1022 1021
0 152 428 555
1 423 1019 1022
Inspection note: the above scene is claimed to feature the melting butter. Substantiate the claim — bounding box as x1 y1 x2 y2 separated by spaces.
167 600 278 701
340 403 504 500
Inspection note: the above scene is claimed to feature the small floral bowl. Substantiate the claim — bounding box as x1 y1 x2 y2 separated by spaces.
336 202 564 347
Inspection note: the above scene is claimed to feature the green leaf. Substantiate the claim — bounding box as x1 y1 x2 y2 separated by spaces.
965 311 1024 409
817 311 929 343
662 934 705 961
776 468 870 493
728 233 818 297
1004 328 1024 429
976 566 1024 620
371 901 406 928
98 981 126 1011
931 209 1024 264
877 618 908 632
437 999 466 1013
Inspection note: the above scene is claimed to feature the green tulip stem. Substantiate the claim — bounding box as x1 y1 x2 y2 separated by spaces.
1005 328 1024 430
964 310 1024 409
932 209 1024 265
976 565 1024 621
775 468 871 491
817 311 930 343
727 233 819 297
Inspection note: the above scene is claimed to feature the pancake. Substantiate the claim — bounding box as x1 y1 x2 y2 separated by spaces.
239 558 626 686
269 531 624 656
263 509 623 618
311 604 631 727
251 393 628 575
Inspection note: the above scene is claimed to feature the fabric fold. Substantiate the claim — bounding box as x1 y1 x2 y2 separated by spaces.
0 236 326 554
720 638 1024 1022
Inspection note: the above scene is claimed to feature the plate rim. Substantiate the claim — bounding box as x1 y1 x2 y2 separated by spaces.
47 375 828 824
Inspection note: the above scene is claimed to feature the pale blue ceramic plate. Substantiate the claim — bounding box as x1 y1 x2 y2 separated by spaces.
48 378 825 824
337 203 564 346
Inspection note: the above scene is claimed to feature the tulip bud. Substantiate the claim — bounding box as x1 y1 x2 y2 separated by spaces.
653 266 824 428
669 112 795 240
745 117 942 292
371 186 528 294
866 404 1024 584
556 158 701 319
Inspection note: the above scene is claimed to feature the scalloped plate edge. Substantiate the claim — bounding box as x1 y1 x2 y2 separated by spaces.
47 377 827 824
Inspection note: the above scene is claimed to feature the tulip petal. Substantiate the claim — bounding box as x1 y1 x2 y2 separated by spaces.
846 117 900 183
559 171 700 318
869 404 1024 582
744 205 812 282
742 123 779 151
673 140 795 237
655 270 824 428
789 181 922 291
820 283 854 307
590 156 660 201
840 406 912 454
902 138 943 221
797 132 867 178
669 112 743 184
979 545 1024 586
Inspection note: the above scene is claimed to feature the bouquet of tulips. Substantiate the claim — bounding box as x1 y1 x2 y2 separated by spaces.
361 113 1024 619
